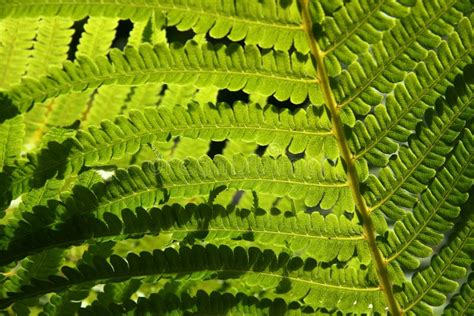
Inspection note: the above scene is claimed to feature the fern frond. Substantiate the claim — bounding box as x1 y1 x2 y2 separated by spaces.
23 99 59 150
0 203 365 267
336 2 470 113
0 179 64 261
1 249 64 300
40 292 83 316
34 154 348 222
32 243 113 315
364 74 473 220
123 83 162 112
105 155 348 213
23 16 118 148
76 17 118 58
82 85 129 127
93 279 141 309
0 176 65 300
383 129 474 269
8 42 320 112
0 0 472 314
0 18 38 89
23 92 89 149
127 16 166 47
160 84 198 108
42 93 89 128
0 0 308 53
78 102 333 163
316 1 413 54
7 102 334 199
25 17 74 78
18 179 64 214
0 245 384 313
350 28 471 167
0 115 24 171
340 4 471 174
398 215 474 314
5 139 80 199
443 273 474 316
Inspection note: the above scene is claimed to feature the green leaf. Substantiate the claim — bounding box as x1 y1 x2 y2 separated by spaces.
0 0 308 53
0 0 472 315
6 102 333 200
0 245 383 313
8 42 320 112
0 203 366 267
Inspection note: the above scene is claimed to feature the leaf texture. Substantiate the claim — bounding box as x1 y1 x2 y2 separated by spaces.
0 0 308 53
0 18 37 89
443 273 474 316
365 72 473 220
399 214 474 314
0 245 384 313
0 203 365 266
0 114 24 171
382 129 474 269
8 42 321 112
6 102 334 200
0 0 472 314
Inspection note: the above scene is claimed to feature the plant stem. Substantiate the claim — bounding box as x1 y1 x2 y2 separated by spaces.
297 1 402 315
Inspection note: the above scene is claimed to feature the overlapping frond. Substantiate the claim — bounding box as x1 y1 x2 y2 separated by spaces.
76 17 119 58
364 73 473 220
0 18 37 89
25 17 74 78
8 41 320 112
6 101 334 199
0 202 365 267
381 129 473 269
22 15 119 148
0 245 384 313
82 85 129 127
1 249 64 299
123 83 162 112
0 114 24 171
0 0 308 53
398 215 474 314
0 177 66 309
0 0 472 314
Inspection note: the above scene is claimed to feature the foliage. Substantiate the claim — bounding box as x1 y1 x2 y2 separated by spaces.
0 0 472 315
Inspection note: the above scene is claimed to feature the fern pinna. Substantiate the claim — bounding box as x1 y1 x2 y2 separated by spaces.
0 0 472 314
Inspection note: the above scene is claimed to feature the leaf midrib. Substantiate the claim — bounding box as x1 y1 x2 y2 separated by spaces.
298 1 401 314
0 259 381 310
9 122 332 191
95 176 348 214
1 224 365 266
12 67 317 107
